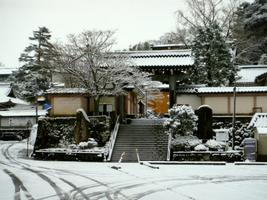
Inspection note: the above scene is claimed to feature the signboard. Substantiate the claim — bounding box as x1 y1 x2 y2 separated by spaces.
214 129 229 142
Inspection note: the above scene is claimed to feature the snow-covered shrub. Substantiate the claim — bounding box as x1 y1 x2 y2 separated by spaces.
215 121 253 147
205 139 222 151
78 138 98 149
34 117 76 150
146 109 159 119
89 116 111 147
171 135 201 151
87 138 98 148
194 144 208 151
68 144 78 149
164 105 198 137
78 142 88 149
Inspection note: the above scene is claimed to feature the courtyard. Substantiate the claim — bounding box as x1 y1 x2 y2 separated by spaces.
1 140 267 200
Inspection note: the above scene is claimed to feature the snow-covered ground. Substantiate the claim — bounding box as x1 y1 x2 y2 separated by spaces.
1 141 267 200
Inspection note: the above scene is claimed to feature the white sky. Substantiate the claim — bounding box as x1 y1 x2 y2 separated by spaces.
0 0 187 68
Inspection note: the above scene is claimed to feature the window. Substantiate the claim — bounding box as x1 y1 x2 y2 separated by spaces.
99 104 113 116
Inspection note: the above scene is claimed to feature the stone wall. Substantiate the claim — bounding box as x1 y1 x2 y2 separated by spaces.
33 115 111 151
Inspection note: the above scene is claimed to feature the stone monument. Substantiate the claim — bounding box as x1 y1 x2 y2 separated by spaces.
195 105 214 141
74 109 90 144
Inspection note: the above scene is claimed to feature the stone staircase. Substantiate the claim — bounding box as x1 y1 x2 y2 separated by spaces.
110 119 168 162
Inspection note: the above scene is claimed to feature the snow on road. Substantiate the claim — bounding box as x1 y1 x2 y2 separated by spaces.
1 141 267 200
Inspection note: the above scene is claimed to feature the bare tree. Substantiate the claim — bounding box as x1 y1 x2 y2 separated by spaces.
176 0 241 39
56 30 151 115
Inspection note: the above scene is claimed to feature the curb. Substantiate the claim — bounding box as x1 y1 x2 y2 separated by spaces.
234 162 267 165
148 161 226 165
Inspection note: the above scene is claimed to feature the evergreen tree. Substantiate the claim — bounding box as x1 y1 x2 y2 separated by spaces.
13 27 56 102
232 0 267 64
190 23 236 86
129 41 152 51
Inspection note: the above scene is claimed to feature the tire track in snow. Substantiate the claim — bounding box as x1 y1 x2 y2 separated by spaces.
2 142 199 200
3 169 35 200
2 143 128 200
57 168 132 200
2 143 132 199
59 177 89 200
2 143 69 200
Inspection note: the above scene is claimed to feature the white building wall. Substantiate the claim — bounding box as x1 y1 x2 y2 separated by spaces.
230 96 254 114
53 96 87 116
176 93 267 116
256 96 267 112
176 94 201 110
204 97 229 114
0 116 35 127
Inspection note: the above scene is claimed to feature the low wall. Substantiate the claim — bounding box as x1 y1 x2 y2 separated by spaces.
33 116 112 152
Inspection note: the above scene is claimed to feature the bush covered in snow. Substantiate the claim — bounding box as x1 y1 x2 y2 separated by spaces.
164 105 198 137
171 135 201 151
34 117 76 151
78 138 98 149
205 139 222 151
194 144 208 151
89 116 111 146
213 120 253 147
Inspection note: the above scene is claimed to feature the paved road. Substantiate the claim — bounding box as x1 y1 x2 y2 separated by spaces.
1 141 267 200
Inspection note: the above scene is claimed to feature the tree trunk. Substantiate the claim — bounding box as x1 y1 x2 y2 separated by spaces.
94 96 100 115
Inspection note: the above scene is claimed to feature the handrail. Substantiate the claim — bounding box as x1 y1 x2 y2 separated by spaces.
106 115 120 161
167 132 172 161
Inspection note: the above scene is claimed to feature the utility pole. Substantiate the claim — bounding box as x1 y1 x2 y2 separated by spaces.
35 78 39 124
232 86 237 149
35 95 38 124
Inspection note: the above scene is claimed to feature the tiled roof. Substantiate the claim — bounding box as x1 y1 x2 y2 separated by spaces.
45 88 88 95
237 65 267 83
249 113 267 128
177 86 267 94
0 96 29 105
256 72 267 82
256 128 267 134
123 49 194 67
0 84 12 96
0 109 47 117
0 68 17 75
0 83 28 105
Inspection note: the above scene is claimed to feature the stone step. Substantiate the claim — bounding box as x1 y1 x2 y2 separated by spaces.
128 119 166 125
110 121 168 162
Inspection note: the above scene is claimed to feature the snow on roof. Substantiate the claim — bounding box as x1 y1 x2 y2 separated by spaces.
0 96 29 105
46 88 88 95
0 109 47 117
124 49 194 67
52 82 65 88
152 43 186 48
0 83 28 105
132 55 193 67
0 83 12 96
156 83 169 89
0 68 17 75
128 49 191 57
237 65 267 83
249 113 267 128
256 127 267 134
177 86 267 94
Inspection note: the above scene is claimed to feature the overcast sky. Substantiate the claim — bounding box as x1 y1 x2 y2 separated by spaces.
1 0 254 68
0 0 189 68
